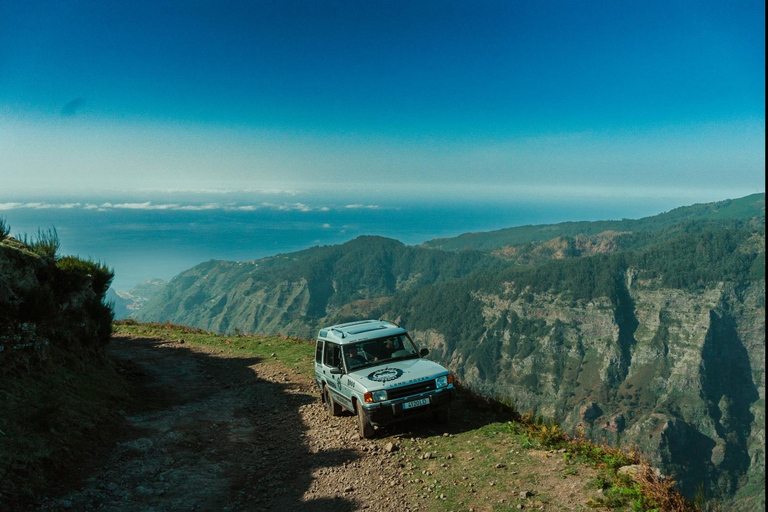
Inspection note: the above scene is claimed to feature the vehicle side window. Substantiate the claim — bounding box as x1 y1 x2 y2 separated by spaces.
315 340 324 363
324 342 341 368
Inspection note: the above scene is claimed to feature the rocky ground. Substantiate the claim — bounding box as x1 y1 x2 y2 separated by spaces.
38 333 597 511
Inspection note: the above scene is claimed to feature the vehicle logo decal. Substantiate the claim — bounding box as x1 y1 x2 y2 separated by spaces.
367 368 404 382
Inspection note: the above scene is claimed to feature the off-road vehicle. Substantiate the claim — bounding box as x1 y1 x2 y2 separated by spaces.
314 319 454 438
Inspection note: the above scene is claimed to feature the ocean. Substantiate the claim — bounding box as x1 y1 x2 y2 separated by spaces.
1 190 705 291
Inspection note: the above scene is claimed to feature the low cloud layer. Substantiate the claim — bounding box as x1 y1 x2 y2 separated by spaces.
0 200 385 213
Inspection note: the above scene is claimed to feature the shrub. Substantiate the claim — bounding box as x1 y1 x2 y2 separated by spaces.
20 228 60 260
0 217 9 240
56 257 114 296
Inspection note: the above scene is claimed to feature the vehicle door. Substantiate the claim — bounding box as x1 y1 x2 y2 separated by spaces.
314 339 324 386
322 342 350 408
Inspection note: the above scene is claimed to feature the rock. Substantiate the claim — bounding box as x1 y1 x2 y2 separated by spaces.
618 464 663 480
136 485 154 496
495 463 506 469
121 438 154 452
384 442 398 453
520 490 532 499
579 402 602 422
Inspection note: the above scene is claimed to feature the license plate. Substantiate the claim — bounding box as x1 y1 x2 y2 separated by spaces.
402 397 430 410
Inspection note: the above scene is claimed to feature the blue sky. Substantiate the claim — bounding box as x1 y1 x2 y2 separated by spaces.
1 0 764 201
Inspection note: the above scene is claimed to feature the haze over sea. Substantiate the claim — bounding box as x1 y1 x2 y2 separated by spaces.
1 188 748 291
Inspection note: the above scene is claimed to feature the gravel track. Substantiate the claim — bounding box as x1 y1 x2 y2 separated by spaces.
41 334 415 511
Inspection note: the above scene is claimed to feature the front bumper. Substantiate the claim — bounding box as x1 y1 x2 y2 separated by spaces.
361 387 455 427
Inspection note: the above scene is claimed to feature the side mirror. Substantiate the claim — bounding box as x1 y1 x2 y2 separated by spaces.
420 348 429 357
329 367 343 375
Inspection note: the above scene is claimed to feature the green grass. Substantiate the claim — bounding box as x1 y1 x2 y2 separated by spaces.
113 321 316 377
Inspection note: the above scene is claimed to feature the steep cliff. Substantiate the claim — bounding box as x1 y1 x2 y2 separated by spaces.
404 279 764 509
131 197 765 508
136 236 503 338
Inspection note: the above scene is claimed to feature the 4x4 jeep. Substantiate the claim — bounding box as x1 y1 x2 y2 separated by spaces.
314 319 455 438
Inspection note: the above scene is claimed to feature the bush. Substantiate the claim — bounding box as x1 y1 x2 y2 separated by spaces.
56 256 114 296
20 228 60 260
0 217 9 240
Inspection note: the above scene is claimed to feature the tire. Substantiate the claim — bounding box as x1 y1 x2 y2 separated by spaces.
433 408 450 424
325 387 342 417
356 401 374 439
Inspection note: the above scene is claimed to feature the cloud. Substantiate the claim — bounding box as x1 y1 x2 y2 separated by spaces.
177 203 222 211
344 204 382 210
60 97 86 117
111 202 180 210
0 201 81 210
0 199 389 213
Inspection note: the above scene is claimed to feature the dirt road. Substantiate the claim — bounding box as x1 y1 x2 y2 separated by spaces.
41 334 416 511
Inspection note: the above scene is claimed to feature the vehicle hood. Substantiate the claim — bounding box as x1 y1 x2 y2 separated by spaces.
347 358 448 390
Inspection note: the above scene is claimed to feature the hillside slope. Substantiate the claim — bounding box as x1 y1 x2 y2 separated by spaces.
0 233 124 507
132 196 765 508
137 236 504 338
423 193 765 252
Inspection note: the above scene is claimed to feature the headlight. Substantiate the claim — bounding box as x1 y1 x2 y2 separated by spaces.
436 374 453 388
372 390 388 402
364 390 388 403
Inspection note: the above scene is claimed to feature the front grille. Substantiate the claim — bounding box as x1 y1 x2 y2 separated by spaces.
388 380 436 400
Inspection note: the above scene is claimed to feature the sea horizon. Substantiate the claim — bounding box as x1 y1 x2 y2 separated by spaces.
1 189 759 291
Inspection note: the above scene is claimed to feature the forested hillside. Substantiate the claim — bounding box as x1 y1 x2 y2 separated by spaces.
423 193 764 252
137 236 505 337
133 195 765 509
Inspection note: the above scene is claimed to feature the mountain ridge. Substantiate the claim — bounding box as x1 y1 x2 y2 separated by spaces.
133 195 765 508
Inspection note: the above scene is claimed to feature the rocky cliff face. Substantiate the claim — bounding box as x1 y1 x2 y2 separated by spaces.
131 203 765 509
0 237 114 367
410 276 764 509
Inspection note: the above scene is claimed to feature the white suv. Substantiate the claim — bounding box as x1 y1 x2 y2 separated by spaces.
314 320 454 438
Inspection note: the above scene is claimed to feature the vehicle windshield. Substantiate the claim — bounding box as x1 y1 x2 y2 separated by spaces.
343 334 420 371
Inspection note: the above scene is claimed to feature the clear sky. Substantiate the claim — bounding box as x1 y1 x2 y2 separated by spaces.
1 0 765 201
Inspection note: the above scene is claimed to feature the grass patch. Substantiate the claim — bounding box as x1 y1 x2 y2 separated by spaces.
113 320 316 377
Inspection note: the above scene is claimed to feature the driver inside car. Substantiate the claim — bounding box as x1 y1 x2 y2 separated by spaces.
346 345 365 368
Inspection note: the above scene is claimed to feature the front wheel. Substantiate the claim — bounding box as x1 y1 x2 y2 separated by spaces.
325 387 342 417
356 401 374 439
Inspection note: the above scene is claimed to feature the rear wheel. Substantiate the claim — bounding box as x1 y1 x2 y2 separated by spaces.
325 387 342 417
356 401 374 439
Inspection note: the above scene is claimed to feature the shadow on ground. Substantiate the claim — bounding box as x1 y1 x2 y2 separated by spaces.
41 335 360 511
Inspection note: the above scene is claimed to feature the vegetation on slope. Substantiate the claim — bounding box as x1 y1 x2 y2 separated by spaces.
0 228 123 507
423 193 765 252
114 321 696 511
136 235 506 337
127 195 765 508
